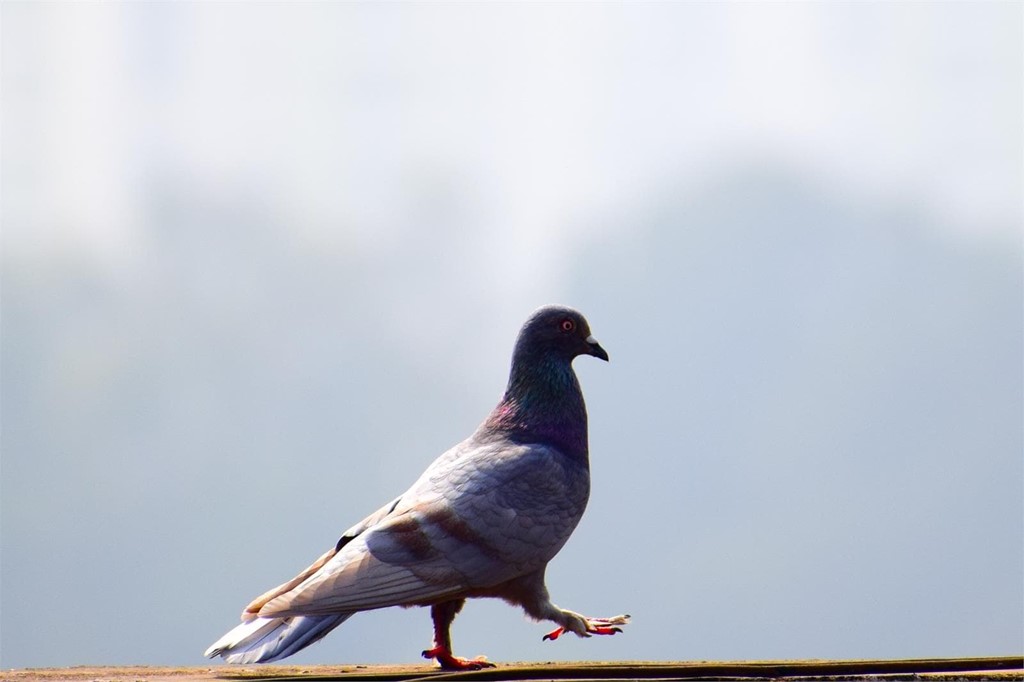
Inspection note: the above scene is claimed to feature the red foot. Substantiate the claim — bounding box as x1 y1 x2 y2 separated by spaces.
543 615 630 641
421 645 496 670
543 624 622 641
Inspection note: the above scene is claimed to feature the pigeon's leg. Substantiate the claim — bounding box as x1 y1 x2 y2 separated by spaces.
421 599 496 670
503 569 630 642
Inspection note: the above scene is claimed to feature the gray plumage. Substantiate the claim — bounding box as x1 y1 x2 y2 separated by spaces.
204 305 628 669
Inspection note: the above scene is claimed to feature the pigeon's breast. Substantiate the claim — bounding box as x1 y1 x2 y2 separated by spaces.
442 441 590 576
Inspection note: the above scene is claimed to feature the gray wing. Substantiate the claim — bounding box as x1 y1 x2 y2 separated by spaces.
257 440 589 618
241 494 403 619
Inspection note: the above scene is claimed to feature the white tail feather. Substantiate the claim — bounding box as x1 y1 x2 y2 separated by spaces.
204 613 354 663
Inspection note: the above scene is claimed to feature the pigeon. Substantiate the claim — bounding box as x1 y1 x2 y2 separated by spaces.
204 304 629 669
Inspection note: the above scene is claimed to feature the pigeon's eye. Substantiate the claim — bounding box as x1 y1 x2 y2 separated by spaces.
560 319 575 333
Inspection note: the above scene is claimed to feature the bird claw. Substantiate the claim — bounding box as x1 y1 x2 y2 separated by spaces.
543 614 631 641
421 646 496 670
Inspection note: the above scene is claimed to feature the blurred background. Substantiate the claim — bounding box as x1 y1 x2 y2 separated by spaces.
2 1 1021 670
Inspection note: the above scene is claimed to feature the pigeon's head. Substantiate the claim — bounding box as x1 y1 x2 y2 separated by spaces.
515 305 609 364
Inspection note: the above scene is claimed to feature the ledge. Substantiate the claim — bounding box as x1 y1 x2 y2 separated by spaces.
5 657 1022 682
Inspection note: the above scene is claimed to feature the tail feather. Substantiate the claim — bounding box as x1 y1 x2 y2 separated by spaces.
205 613 354 664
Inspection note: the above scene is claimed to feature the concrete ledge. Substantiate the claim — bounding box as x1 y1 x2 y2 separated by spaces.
5 657 1022 682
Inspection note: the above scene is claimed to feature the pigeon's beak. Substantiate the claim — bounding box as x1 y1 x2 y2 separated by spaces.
586 335 609 362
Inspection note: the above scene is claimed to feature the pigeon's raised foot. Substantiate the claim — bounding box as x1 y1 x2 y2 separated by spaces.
421 646 496 670
542 614 631 641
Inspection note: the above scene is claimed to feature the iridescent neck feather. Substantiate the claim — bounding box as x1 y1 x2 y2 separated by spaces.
482 352 589 461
